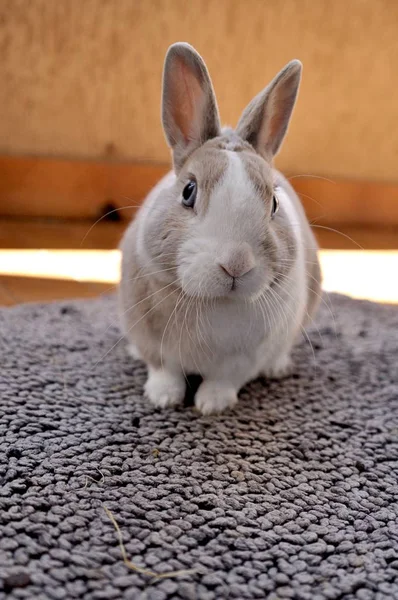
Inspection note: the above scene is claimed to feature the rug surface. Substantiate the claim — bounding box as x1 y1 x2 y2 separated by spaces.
0 292 397 600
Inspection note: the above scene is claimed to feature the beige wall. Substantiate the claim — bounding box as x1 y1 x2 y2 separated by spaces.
1 0 398 181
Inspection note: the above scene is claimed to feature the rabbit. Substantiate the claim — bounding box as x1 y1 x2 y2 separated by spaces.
119 42 321 415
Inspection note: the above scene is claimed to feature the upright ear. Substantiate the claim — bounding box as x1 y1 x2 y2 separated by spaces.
162 42 221 172
236 60 302 159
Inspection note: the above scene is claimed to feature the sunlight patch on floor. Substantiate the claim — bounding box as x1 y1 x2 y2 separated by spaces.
0 250 121 283
0 249 397 304
319 251 397 304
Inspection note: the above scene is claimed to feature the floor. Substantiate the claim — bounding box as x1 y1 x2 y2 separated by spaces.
0 219 397 306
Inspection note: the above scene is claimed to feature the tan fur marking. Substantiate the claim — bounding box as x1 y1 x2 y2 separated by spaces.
181 145 229 212
263 200 298 285
240 151 274 201
204 130 254 153
120 246 183 369
305 258 322 324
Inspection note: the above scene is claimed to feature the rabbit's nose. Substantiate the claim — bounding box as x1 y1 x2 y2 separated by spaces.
219 263 253 279
218 244 256 279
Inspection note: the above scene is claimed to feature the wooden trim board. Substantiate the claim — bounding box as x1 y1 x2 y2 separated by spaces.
0 156 167 221
1 155 398 226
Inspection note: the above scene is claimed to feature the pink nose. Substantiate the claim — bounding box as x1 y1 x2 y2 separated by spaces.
219 263 253 279
218 245 256 279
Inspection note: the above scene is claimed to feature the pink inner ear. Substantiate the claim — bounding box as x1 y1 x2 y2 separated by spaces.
270 85 292 133
170 56 204 144
262 73 298 155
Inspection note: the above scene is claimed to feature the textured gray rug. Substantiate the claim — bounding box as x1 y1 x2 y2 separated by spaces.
1 292 398 600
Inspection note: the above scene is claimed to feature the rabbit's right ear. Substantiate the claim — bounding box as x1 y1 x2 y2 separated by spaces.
236 60 302 159
162 43 221 172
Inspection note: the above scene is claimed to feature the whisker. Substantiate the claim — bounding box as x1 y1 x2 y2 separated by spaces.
204 293 215 341
198 279 213 357
257 291 278 336
256 297 268 335
297 191 324 209
310 225 364 250
92 286 179 370
276 258 319 265
161 287 186 371
258 298 269 333
268 286 317 368
181 290 203 378
271 277 324 347
285 220 364 251
177 294 194 385
263 287 289 339
195 277 212 361
288 174 336 185
272 268 337 338
116 278 179 328
80 205 142 247
100 266 177 297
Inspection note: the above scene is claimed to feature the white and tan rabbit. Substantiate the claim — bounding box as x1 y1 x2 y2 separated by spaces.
119 42 321 415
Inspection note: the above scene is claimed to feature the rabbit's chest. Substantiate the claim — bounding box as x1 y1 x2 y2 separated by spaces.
166 300 266 364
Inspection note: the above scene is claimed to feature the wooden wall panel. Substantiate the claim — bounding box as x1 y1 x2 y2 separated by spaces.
0 156 167 219
2 156 398 230
1 0 398 181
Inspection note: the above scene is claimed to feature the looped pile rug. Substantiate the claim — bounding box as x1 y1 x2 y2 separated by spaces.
0 293 397 600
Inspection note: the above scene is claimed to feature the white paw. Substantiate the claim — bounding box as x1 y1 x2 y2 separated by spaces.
261 355 293 380
145 369 186 408
127 343 142 360
195 382 238 415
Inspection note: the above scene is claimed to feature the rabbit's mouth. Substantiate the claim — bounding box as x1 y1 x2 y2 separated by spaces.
178 262 267 301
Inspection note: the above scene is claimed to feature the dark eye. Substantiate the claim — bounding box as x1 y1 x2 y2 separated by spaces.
271 193 279 218
182 180 197 208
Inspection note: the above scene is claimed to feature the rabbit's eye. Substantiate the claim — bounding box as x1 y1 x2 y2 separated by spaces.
182 180 197 208
271 193 279 218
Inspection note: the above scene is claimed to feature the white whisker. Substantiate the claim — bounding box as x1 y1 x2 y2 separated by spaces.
92 286 179 370
268 285 317 368
160 288 185 371
288 174 336 185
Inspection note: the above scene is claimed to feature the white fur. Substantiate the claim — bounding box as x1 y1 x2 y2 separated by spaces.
144 367 186 408
196 381 238 415
206 152 265 240
126 343 142 360
136 171 176 269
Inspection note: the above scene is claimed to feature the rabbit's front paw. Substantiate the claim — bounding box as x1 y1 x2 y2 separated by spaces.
145 369 185 408
261 354 293 380
127 343 142 360
195 382 238 415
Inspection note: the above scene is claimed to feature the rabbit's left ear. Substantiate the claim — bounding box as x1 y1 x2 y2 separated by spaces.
236 60 302 158
162 42 221 171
